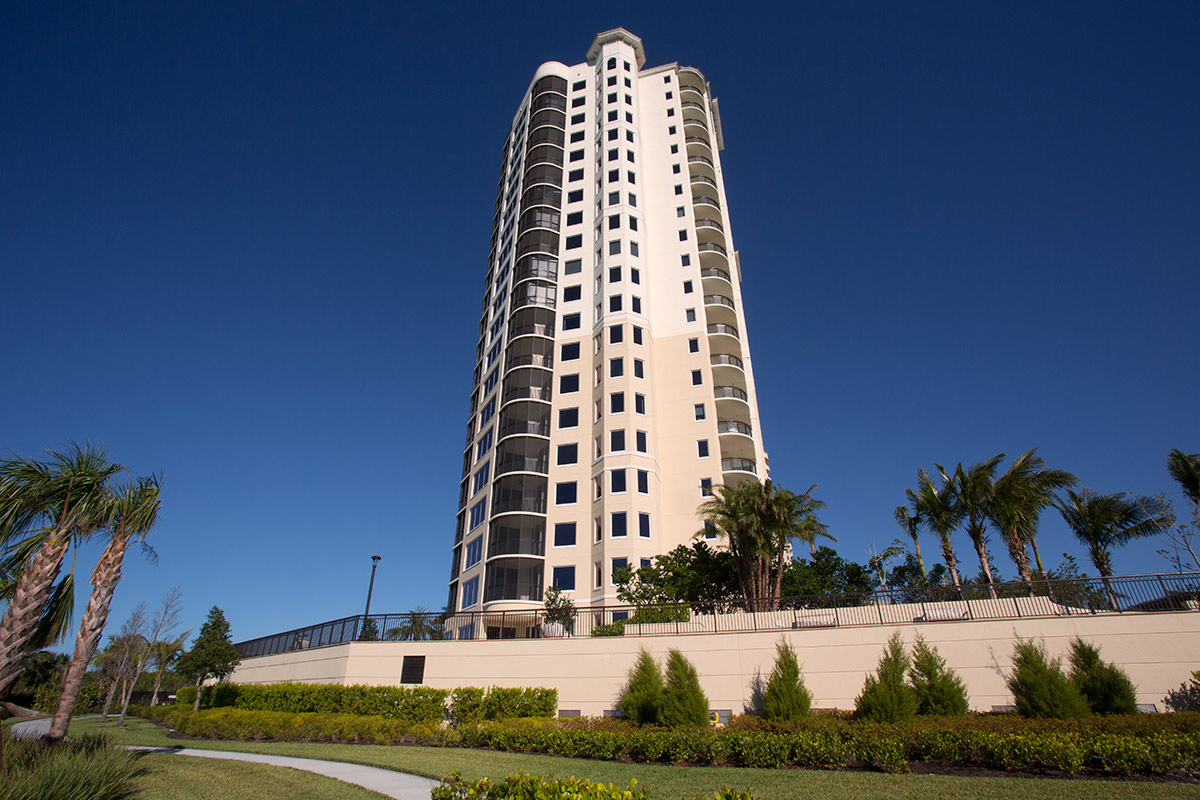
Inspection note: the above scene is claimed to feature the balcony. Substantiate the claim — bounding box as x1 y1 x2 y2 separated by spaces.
710 353 743 369
694 217 723 233
713 385 749 402
721 457 757 475
706 322 739 341
691 194 721 211
680 83 705 100
678 67 706 92
700 267 731 295
683 117 709 133
704 294 735 310
690 174 717 190
718 420 756 462
718 420 752 436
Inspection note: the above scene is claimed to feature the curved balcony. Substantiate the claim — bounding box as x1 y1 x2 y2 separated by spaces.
694 218 726 248
527 126 565 148
488 516 545 558
517 207 560 233
704 294 735 310
504 337 554 372
532 75 568 96
510 279 556 312
483 557 544 604
529 108 566 132
698 242 729 268
497 402 550 440
700 267 731 295
706 322 739 341
679 83 705 100
694 218 723 233
525 144 563 169
710 352 745 386
508 306 555 340
713 385 749 402
691 194 721 211
689 174 717 190
515 229 559 259
718 421 756 462
677 67 706 93
513 255 558 286
531 92 566 114
523 163 563 189
683 117 709 133
491 474 548 516
495 435 549 476
721 457 757 476
681 100 706 115
718 420 753 436
501 369 552 405
710 353 743 369
520 185 562 213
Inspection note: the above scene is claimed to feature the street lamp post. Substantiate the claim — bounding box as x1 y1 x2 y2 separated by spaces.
362 555 381 637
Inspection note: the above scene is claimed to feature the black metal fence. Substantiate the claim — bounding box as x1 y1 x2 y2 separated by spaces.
235 572 1200 659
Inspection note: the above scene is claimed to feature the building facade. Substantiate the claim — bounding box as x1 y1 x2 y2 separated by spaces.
449 29 767 618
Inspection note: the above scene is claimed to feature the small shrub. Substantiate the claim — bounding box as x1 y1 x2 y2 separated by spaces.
591 622 626 637
908 635 968 716
662 650 709 727
618 649 664 725
481 687 525 720
1006 638 1090 719
761 639 812 721
1165 670 1200 712
433 771 648 800
0 731 143 800
1068 638 1137 715
542 586 577 633
854 632 916 723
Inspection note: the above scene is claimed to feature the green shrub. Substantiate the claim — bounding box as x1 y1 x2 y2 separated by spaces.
908 635 968 716
32 680 102 715
591 622 625 637
761 640 811 721
628 605 691 624
1006 638 1090 719
617 649 664 725
482 687 525 720
433 770 648 800
854 632 917 723
662 650 709 728
1068 637 1137 715
1165 670 1200 712
1 731 143 800
450 687 484 726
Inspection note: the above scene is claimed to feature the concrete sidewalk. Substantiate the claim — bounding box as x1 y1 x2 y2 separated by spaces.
9 718 439 800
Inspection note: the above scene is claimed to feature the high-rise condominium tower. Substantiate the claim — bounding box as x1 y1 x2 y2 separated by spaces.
449 29 767 619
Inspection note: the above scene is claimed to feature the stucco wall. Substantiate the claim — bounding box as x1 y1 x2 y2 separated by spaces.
230 610 1200 715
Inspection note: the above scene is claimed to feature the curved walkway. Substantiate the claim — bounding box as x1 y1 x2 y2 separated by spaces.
9 718 439 800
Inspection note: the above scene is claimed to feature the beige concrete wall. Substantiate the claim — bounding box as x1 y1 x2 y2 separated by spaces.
230 610 1200 715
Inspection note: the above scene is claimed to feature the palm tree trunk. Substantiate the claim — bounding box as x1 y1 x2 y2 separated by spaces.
939 534 962 590
46 534 131 742
0 538 70 698
970 527 998 600
1030 538 1047 576
910 532 927 579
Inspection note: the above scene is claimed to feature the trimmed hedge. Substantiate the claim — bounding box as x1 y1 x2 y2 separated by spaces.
433 771 649 800
134 705 1200 776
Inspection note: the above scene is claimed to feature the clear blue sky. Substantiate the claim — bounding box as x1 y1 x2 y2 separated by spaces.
3 2 1197 648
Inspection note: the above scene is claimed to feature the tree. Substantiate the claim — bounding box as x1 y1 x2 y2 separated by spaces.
358 619 380 641
384 607 442 641
761 639 812 720
6 650 68 707
989 450 1077 584
0 444 122 700
661 649 708 727
616 648 664 725
99 605 146 720
1164 670 1200 712
117 586 180 726
1160 450 1200 572
1068 638 1137 715
904 467 964 590
783 485 834 558
541 586 576 635
1167 449 1200 506
908 635 968 715
176 607 240 712
1057 489 1173 609
1006 638 1090 719
854 632 917 723
148 632 188 706
613 543 737 610
47 477 163 742
780 546 873 597
893 505 925 579
952 456 1005 598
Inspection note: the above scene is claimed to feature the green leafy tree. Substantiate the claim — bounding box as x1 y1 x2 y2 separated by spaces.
761 639 811 720
176 606 240 712
613 542 738 610
780 546 873 597
616 648 664 725
7 650 68 706
1068 637 1137 715
1164 670 1200 712
384 607 442 641
1057 489 1173 609
359 619 380 641
854 632 917 723
541 586 576 634
904 467 965 590
989 449 1077 583
1006 638 1090 719
908 635 968 715
1167 449 1200 506
661 649 708 727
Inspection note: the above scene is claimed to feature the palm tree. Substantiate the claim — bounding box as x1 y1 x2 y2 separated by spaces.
781 484 834 558
1057 488 1173 609
989 450 1077 585
952 456 1004 597
893 505 926 579
698 479 768 606
0 444 121 700
1167 449 1200 506
904 467 964 590
385 607 441 641
47 476 162 742
149 632 188 706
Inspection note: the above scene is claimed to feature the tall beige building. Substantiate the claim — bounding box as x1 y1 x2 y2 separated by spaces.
449 29 767 620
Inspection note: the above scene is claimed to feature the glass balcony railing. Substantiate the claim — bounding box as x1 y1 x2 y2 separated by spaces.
713 385 748 401
698 242 728 256
722 458 756 474
701 267 731 281
707 323 739 338
710 353 743 369
704 294 734 309
718 420 753 436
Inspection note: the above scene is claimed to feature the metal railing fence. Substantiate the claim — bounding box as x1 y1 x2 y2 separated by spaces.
235 572 1200 659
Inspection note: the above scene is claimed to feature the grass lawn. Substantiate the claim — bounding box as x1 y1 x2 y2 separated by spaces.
69 716 1200 800
136 753 391 799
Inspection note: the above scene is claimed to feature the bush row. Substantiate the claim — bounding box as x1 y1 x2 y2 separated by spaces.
173 682 556 724
432 771 650 800
726 710 1200 737
135 707 1200 776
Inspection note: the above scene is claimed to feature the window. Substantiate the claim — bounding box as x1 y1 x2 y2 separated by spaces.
701 478 713 497
462 576 480 609
465 536 483 568
476 428 493 460
594 364 602 386
608 214 620 229
610 392 625 413
480 397 497 424
637 470 649 493
666 90 674 99
571 96 585 108
626 130 633 141
685 308 696 322
632 326 643 344
562 343 580 361
607 75 617 86
639 513 651 538
552 566 576 590
691 369 702 385
554 522 577 547
628 193 637 206
670 143 679 154
473 462 490 494
563 313 581 330
683 281 693 294
608 266 621 283
668 125 677 135
674 184 683 195
627 171 636 184
629 216 638 231
572 80 586 90
607 190 620 204
469 498 487 530
626 149 635 162
563 285 581 302
688 337 699 353
681 254 691 266
694 403 706 420
636 431 647 452
607 109 617 121
672 163 681 174
607 168 619 182
631 296 641 313
484 369 499 394
679 230 688 241
595 561 603 587
625 77 631 87
609 240 621 255
611 513 627 538
607 148 618 162
571 112 585 124
609 325 623 344
560 374 580 393
570 132 584 144
633 359 644 378
566 211 583 225
698 440 710 457
610 429 626 451
625 112 633 123
565 234 582 249
570 149 584 162
703 520 717 539
556 482 578 504
611 469 626 493
630 268 640 284
559 408 579 428
677 206 685 217
667 107 676 117
610 357 624 377
569 168 584 181
607 128 618 140
564 258 582 274
594 475 603 499
607 92 617 103
623 61 630 71
635 394 646 414
557 444 579 465
611 557 628 579
664 75 671 83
